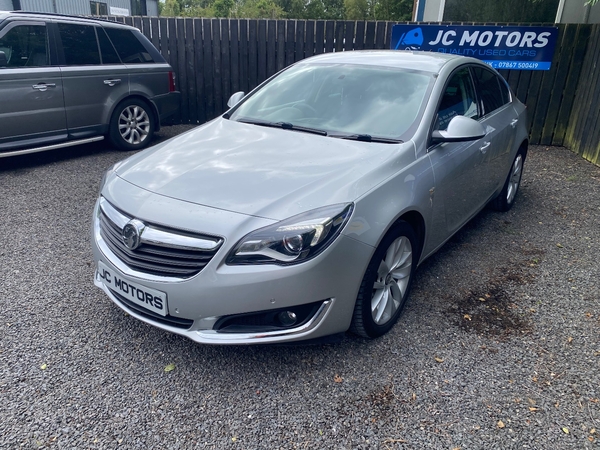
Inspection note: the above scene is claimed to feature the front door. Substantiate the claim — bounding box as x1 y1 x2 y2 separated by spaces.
0 21 67 150
428 67 491 237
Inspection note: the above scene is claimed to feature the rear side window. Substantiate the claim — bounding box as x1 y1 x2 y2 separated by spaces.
472 67 505 115
58 23 100 65
499 78 511 105
0 24 49 67
97 27 121 64
104 28 153 64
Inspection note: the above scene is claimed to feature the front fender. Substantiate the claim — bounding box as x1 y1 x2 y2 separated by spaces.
343 147 435 263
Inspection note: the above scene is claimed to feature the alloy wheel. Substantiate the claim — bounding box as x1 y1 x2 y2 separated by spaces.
118 105 150 145
507 154 523 204
371 236 413 325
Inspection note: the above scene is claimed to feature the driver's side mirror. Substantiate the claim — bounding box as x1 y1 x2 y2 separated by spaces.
227 91 245 108
431 115 486 144
0 51 7 68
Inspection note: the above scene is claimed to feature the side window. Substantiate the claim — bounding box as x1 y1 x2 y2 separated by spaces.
97 28 121 64
498 77 511 105
58 23 100 66
436 68 478 130
104 28 153 64
0 24 49 68
472 67 505 115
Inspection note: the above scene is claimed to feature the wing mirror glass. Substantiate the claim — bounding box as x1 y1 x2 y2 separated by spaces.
0 51 7 68
431 115 486 144
227 91 245 108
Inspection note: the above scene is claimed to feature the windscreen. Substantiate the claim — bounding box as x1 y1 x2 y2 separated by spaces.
230 63 433 141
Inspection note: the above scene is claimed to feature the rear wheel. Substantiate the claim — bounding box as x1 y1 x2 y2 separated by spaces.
350 221 418 339
492 148 526 212
109 99 155 151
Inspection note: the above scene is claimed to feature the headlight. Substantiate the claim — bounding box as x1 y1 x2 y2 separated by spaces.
227 203 354 265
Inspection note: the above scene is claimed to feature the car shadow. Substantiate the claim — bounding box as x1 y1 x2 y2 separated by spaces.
0 140 114 172
0 125 194 173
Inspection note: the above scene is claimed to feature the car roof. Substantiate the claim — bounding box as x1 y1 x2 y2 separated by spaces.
299 50 483 74
0 10 136 29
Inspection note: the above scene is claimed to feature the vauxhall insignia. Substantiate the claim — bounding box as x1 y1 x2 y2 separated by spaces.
122 219 145 250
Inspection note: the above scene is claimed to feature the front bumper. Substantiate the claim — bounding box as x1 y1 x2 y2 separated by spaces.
91 194 373 345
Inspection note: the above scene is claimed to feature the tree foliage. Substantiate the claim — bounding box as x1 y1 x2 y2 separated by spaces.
159 0 596 21
159 0 412 20
443 0 560 23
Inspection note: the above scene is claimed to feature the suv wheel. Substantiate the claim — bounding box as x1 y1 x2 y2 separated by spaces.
109 99 155 151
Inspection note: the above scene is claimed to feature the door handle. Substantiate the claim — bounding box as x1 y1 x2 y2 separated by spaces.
510 118 519 128
32 83 56 91
103 79 121 87
479 141 491 153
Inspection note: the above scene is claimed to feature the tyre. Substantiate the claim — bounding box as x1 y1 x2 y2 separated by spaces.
109 99 155 151
491 147 526 212
350 221 418 339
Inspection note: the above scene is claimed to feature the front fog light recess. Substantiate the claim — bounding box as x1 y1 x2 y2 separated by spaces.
278 311 297 326
227 203 353 265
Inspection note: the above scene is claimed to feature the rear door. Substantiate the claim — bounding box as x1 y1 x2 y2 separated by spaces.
103 26 176 120
55 21 130 139
471 66 518 194
0 20 67 150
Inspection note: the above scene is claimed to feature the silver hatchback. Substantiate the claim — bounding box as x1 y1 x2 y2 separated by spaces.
0 11 180 157
92 51 528 345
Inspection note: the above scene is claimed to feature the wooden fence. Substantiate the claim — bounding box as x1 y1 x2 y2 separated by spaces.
105 16 598 164
564 24 600 166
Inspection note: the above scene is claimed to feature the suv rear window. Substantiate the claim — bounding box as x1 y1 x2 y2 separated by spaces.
97 27 121 64
104 28 153 64
58 23 100 65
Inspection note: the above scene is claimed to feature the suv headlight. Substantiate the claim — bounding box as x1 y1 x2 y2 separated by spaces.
227 203 354 265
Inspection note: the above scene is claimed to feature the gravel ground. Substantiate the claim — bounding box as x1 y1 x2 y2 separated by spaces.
1 128 599 449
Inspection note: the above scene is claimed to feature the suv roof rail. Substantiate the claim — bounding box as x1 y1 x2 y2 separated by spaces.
3 10 136 26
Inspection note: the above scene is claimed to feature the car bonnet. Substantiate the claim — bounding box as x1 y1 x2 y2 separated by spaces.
114 118 415 221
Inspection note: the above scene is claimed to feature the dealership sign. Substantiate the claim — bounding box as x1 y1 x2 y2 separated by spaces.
391 25 559 70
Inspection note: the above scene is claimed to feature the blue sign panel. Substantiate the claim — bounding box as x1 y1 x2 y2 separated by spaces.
391 25 559 70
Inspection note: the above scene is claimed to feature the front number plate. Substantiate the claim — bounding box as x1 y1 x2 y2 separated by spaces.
96 261 168 316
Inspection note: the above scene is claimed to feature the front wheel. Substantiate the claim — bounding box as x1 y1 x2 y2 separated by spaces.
491 148 526 212
109 99 155 151
350 221 418 339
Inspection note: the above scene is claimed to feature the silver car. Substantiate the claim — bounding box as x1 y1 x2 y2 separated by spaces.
0 11 179 157
92 51 528 345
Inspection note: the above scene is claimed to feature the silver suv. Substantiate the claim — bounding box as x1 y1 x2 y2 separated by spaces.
0 11 180 157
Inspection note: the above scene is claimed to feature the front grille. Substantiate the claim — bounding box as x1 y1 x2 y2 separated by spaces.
98 198 222 278
109 289 194 329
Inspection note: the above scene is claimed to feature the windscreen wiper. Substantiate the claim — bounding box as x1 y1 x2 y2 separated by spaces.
236 118 328 136
329 133 403 144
